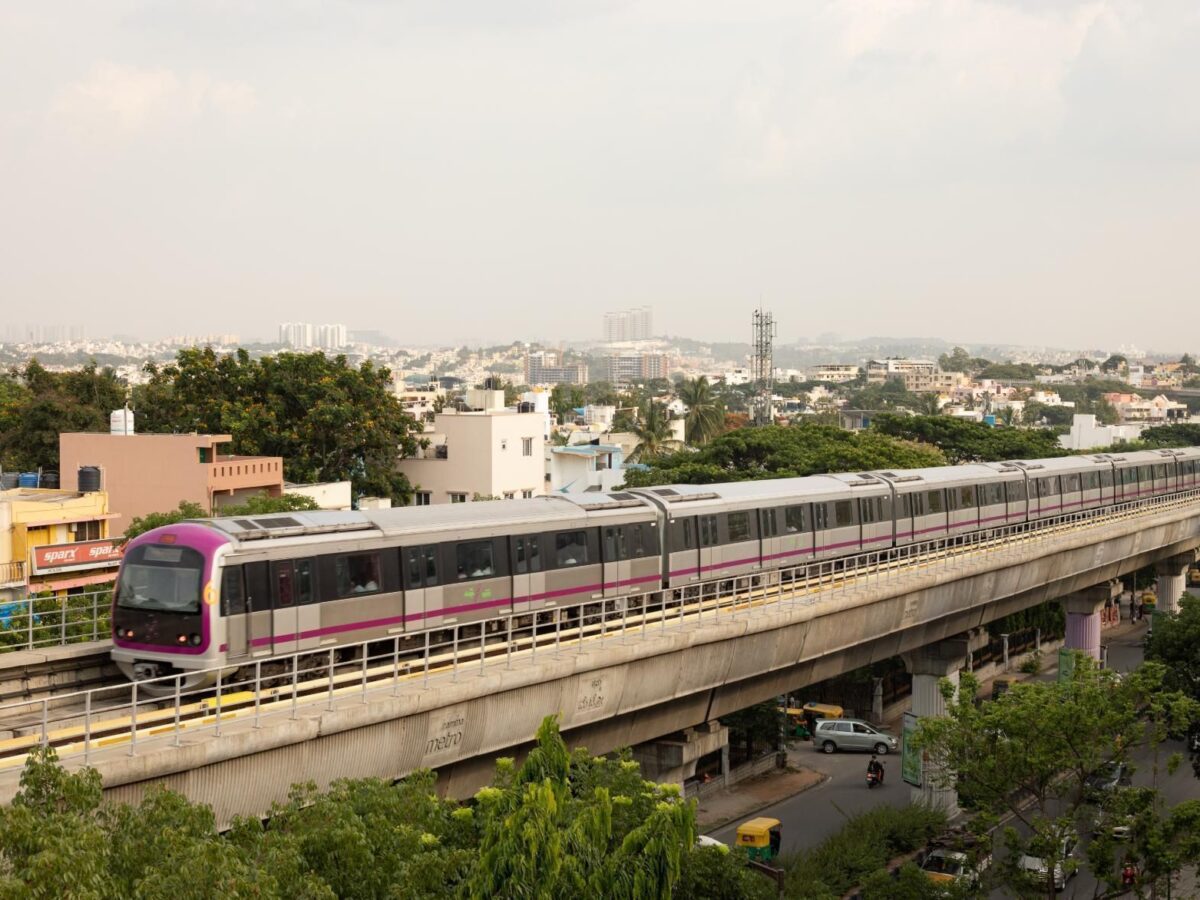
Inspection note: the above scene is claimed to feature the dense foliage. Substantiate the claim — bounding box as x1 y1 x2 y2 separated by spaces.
0 360 126 471
0 717 763 900
912 658 1200 897
870 414 1067 464
122 494 321 542
134 348 420 504
1145 593 1200 775
622 424 945 487
1138 424 1200 448
780 804 949 899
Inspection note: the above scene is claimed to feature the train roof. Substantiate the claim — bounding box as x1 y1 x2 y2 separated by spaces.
632 475 877 513
872 464 1002 489
1091 449 1184 466
1000 455 1113 475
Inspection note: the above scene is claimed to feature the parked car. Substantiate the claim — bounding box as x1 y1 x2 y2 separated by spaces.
921 848 990 890
812 718 899 755
1085 761 1132 798
1018 835 1077 891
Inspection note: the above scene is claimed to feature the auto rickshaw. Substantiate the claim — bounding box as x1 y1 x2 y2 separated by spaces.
801 702 844 720
736 817 782 862
1188 565 1200 585
780 707 810 738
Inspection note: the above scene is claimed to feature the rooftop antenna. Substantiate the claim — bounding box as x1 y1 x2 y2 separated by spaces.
751 306 777 426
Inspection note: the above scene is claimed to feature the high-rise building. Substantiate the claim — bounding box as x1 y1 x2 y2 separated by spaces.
279 322 347 350
602 307 653 343
602 352 670 383
524 350 588 386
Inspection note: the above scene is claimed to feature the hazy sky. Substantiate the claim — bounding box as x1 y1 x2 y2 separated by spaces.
2 1 1198 349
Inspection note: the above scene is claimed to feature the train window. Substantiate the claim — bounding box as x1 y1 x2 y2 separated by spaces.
1005 481 1026 502
515 535 543 574
1081 472 1099 490
898 494 914 518
1137 466 1152 484
673 519 695 551
761 508 778 537
1154 464 1167 483
784 505 806 533
221 567 246 616
404 548 423 588
1037 477 1059 497
336 553 381 596
831 501 853 528
295 560 316 605
958 486 976 508
980 483 1004 506
456 541 495 580
860 498 875 524
555 531 589 567
1062 474 1080 493
630 525 645 558
728 512 751 542
925 491 944 514
700 515 719 547
276 566 294 608
812 504 829 530
603 527 629 561
1099 469 1113 489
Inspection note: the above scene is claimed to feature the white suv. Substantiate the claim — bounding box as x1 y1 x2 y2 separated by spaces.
813 719 898 755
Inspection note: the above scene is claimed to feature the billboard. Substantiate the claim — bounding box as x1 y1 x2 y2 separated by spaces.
31 539 122 575
901 711 922 787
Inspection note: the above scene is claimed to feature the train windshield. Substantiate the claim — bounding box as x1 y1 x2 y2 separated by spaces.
117 544 205 614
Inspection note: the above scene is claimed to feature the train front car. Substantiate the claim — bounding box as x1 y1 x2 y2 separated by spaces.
111 522 230 688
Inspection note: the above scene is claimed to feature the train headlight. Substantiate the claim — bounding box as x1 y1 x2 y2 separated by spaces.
188 633 201 646
123 629 135 639
177 634 188 644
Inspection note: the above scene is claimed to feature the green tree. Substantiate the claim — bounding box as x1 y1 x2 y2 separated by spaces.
677 376 724 446
549 383 585 423
1138 423 1200 448
1145 593 1200 774
1100 354 1127 375
628 400 680 462
134 348 419 504
871 413 1067 464
122 494 320 541
122 500 210 542
722 701 785 761
0 359 127 471
624 423 945 487
912 659 1200 898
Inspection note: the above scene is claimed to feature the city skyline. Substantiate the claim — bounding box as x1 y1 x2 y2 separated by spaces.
2 3 1199 349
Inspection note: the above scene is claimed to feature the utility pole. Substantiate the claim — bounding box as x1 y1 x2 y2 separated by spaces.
751 308 776 426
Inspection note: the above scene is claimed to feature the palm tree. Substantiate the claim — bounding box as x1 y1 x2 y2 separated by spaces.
628 400 680 462
677 376 724 445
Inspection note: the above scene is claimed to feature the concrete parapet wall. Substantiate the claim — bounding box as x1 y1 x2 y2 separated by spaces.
15 501 1200 827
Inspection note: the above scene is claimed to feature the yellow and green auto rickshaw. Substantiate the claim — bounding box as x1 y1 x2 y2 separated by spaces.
736 818 782 862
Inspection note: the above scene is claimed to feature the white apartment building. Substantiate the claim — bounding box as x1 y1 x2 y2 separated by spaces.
808 364 862 383
901 371 968 394
548 444 626 494
397 410 545 505
866 358 936 384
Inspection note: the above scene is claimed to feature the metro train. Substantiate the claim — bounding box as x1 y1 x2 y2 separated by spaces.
111 447 1200 685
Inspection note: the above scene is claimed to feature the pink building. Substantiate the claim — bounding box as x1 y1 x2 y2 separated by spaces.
59 433 283 535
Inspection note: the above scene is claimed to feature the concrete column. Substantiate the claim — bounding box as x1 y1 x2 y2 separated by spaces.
631 721 729 787
902 631 986 814
1155 551 1197 616
1063 581 1121 661
871 677 884 725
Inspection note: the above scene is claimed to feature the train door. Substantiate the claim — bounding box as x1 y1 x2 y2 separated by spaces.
512 534 546 613
244 561 272 657
402 545 442 630
292 559 320 651
221 566 248 660
698 514 719 580
603 526 631 598
668 517 700 584
895 492 916 544
270 560 300 655
761 507 781 566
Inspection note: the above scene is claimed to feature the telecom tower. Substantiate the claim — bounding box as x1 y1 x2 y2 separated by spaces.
751 308 776 426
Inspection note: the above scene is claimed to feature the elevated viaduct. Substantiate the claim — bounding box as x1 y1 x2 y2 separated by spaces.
2 493 1199 825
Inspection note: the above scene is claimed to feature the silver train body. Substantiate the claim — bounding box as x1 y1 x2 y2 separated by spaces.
110 447 1200 685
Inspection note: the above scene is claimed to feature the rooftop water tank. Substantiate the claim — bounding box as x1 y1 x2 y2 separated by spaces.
18 473 39 489
78 466 102 493
0 473 19 490
41 471 60 489
110 408 135 436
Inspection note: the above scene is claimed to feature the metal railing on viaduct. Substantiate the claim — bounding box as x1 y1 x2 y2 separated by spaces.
1 488 1199 823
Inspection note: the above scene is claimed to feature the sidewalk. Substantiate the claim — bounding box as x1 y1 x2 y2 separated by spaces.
694 753 826 830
